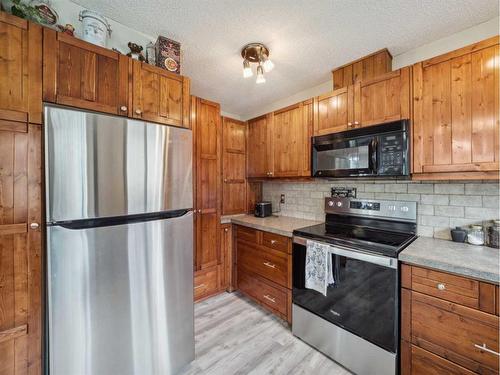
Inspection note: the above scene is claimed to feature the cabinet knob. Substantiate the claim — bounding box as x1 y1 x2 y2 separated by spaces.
120 106 128 112
437 283 446 290
263 294 276 303
354 121 359 125
270 240 277 245
224 179 228 183
30 222 39 230
198 209 202 213
135 109 142 115
224 228 228 232
347 122 352 126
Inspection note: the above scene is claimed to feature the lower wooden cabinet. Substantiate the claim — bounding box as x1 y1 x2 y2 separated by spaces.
401 264 499 375
194 267 220 301
235 225 292 322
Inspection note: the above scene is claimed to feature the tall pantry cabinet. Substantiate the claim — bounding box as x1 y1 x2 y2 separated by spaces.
0 12 43 375
192 97 226 300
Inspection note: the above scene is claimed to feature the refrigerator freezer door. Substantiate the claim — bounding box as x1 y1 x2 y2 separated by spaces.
45 105 192 222
47 212 194 375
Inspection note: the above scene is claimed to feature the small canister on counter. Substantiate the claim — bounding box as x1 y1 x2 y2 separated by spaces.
467 225 485 246
487 220 500 248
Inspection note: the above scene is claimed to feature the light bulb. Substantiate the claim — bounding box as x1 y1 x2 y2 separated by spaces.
263 58 274 72
243 59 253 78
256 65 266 84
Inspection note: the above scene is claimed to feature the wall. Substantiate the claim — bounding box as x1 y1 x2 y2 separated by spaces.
242 16 500 120
263 180 500 240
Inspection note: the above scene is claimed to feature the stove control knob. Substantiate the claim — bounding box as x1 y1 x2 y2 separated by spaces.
336 201 342 207
328 201 334 207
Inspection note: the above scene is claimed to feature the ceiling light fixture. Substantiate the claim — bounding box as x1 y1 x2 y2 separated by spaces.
241 43 273 84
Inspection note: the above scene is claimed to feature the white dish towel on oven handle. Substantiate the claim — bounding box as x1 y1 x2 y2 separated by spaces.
305 240 335 296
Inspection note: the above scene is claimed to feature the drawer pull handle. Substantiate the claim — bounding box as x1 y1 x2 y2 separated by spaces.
270 240 277 245
437 283 446 290
263 261 276 269
474 343 500 357
194 284 206 290
263 294 276 303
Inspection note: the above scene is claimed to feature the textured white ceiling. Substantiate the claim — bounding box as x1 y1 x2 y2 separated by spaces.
72 0 498 118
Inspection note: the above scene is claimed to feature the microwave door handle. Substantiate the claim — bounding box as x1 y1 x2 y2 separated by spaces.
370 138 378 172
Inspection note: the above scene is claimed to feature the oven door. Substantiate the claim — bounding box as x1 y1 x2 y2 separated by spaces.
292 238 398 353
312 135 378 177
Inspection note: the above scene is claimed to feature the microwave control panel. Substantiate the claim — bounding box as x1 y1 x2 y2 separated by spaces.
379 133 405 175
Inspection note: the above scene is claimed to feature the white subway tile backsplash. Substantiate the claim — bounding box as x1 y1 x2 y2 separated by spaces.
263 180 499 240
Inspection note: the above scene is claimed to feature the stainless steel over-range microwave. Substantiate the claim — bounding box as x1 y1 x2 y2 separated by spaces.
312 120 410 178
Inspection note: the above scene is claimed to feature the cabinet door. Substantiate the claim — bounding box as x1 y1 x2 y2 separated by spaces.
413 37 499 178
132 61 190 128
194 98 221 270
247 114 271 177
313 87 351 136
222 117 246 214
220 224 233 291
0 13 42 124
43 30 129 116
271 101 311 177
354 67 410 128
0 120 42 375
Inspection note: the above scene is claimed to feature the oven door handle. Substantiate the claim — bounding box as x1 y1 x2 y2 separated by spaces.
293 236 397 269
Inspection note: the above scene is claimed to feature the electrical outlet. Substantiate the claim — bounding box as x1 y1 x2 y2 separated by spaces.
280 194 285 204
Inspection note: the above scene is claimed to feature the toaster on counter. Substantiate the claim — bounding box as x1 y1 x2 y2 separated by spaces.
255 202 272 217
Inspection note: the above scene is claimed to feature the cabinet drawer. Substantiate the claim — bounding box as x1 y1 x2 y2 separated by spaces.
411 291 499 374
194 268 218 301
410 345 476 375
237 241 289 288
411 266 479 308
262 232 289 253
236 225 258 244
237 269 287 316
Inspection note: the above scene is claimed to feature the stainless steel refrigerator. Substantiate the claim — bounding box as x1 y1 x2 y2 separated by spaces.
45 105 194 375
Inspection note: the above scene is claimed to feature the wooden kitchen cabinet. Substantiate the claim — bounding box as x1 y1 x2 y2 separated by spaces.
221 224 234 291
247 100 312 178
235 225 292 322
412 36 499 180
354 67 410 127
43 29 129 116
332 48 392 90
401 264 499 374
314 67 410 135
0 12 42 124
313 87 351 135
132 60 190 128
247 114 272 178
222 117 247 214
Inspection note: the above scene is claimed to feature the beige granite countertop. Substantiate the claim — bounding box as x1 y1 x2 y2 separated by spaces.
220 214 246 224
399 237 499 284
224 214 322 237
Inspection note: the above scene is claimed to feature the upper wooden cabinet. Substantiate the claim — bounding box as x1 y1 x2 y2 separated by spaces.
0 12 42 124
412 36 499 180
332 48 392 90
43 29 129 116
314 67 410 136
354 67 411 127
247 114 271 178
247 100 312 178
271 101 312 177
132 60 190 128
313 87 351 135
222 117 247 214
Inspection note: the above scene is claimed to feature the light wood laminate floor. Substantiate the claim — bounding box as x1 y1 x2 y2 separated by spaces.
180 292 351 375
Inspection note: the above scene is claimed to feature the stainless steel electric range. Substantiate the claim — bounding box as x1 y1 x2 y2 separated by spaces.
292 196 417 375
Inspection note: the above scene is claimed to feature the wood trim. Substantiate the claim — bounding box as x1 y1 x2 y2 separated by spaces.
273 101 301 115
316 86 349 101
400 340 411 375
0 10 28 28
42 27 58 103
412 171 499 181
28 22 43 124
57 32 118 59
412 62 423 173
118 54 130 116
331 48 392 72
0 223 28 236
182 77 191 128
56 95 118 115
422 162 499 173
401 264 412 289
0 108 27 123
140 62 184 80
0 325 28 344
0 120 28 133
423 36 499 68
358 69 401 86
401 288 411 342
